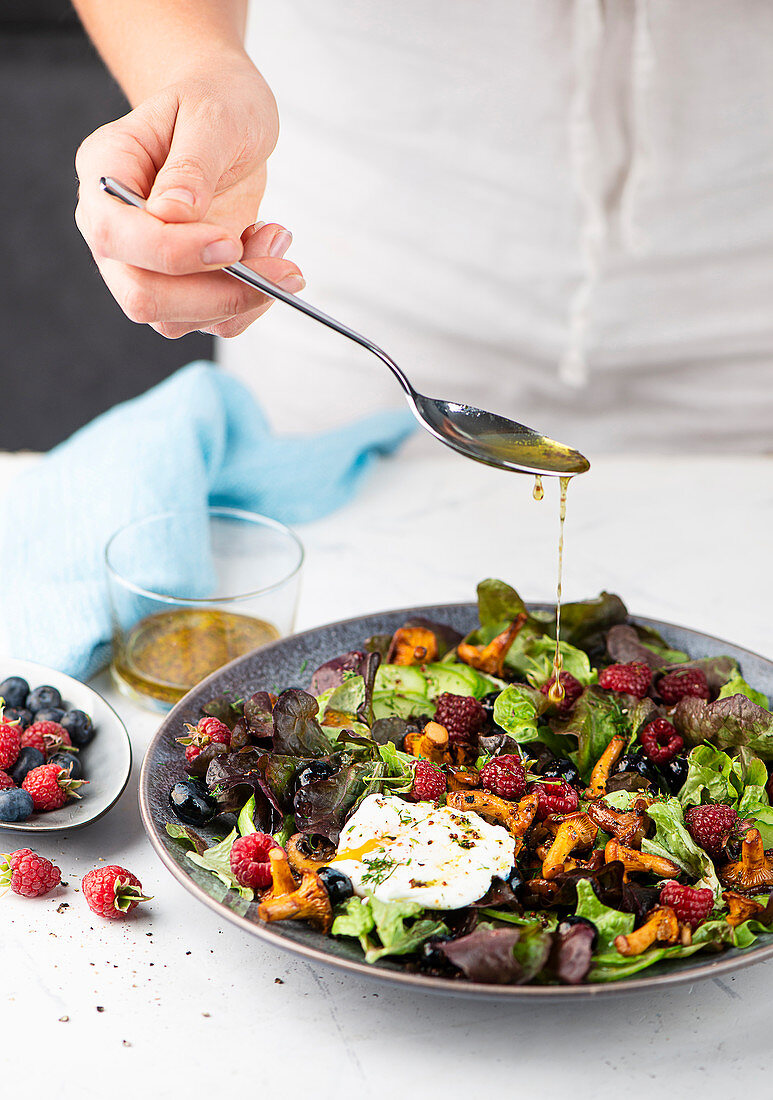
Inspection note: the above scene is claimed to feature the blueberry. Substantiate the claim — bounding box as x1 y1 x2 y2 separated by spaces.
4 707 32 730
8 746 45 785
613 752 659 786
317 866 354 906
169 779 218 826
26 685 63 715
0 677 30 709
294 759 337 791
559 914 599 951
0 788 34 822
60 710 94 748
659 754 689 794
35 707 66 724
49 752 83 780
540 758 581 787
505 866 525 895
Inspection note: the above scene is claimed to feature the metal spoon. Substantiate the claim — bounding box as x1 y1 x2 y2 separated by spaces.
101 177 589 477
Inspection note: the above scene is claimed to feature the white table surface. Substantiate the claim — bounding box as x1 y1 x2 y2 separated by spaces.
2 439 773 1098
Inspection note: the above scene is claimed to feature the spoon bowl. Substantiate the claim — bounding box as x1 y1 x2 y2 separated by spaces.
101 177 590 478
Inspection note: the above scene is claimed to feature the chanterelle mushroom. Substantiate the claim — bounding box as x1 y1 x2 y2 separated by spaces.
404 721 451 765
587 799 650 848
542 814 598 879
604 839 680 880
586 735 627 799
722 890 773 928
257 848 333 934
387 626 439 666
446 790 538 854
719 828 773 893
615 906 679 956
457 614 528 677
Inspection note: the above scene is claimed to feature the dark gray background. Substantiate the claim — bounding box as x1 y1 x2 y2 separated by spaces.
1 2 213 451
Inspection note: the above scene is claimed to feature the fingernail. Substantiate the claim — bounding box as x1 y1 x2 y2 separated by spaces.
269 229 293 258
278 273 305 293
202 239 242 265
158 187 196 207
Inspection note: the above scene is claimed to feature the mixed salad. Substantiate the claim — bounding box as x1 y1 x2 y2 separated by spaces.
165 580 773 985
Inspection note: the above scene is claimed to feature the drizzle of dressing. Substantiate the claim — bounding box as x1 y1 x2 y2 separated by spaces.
532 474 544 502
547 475 571 705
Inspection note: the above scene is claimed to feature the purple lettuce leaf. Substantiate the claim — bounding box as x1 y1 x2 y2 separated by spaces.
548 923 595 985
673 693 773 758
309 651 368 695
293 760 375 843
272 689 331 757
439 927 525 984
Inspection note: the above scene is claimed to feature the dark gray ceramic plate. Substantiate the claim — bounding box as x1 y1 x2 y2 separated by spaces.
139 603 773 998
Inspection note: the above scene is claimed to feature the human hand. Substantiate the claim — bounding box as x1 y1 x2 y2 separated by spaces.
75 61 304 338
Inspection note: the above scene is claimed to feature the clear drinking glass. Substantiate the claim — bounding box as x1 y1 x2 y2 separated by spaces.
105 508 304 711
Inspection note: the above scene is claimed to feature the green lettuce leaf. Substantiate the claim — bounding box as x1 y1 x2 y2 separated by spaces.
678 744 770 816
718 672 769 709
642 799 722 900
185 829 253 901
574 879 634 951
331 894 447 963
553 687 632 781
492 684 545 743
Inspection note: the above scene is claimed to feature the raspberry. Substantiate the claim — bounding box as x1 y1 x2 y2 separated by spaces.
0 848 61 897
82 865 150 919
660 882 713 929
25 720 71 757
533 780 580 820
229 832 280 889
598 662 652 699
0 771 15 791
480 755 527 801
658 668 711 704
640 718 684 764
684 804 739 858
20 727 46 754
540 672 583 716
0 718 21 770
22 763 86 812
410 759 447 801
433 694 487 743
178 716 231 760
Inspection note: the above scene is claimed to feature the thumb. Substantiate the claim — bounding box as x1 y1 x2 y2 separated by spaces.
146 104 233 223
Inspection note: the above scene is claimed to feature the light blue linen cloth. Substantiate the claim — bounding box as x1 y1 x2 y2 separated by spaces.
0 362 414 679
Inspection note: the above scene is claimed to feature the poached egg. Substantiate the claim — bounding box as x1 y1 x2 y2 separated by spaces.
328 793 515 909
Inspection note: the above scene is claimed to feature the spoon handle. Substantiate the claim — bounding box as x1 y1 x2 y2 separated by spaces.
99 177 416 402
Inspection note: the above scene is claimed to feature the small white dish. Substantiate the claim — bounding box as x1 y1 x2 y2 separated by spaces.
0 658 131 834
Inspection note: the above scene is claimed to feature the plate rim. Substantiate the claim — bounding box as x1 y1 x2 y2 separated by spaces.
139 602 773 998
0 657 133 834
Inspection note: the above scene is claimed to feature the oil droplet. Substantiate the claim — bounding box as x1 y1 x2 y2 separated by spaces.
533 474 544 501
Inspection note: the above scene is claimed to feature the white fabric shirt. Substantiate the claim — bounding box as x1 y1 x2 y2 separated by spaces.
220 0 773 452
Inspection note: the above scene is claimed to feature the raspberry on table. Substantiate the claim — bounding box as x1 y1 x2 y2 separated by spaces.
410 759 447 802
22 763 85 812
480 754 527 801
659 882 713 929
0 771 15 791
82 865 150 919
540 672 583 716
0 848 61 897
0 718 21 770
658 668 711 704
532 780 580 820
25 720 71 757
230 832 280 889
433 694 487 743
684 804 739 858
598 662 652 699
640 718 684 764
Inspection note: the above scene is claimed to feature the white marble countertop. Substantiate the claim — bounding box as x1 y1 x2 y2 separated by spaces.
3 439 773 1097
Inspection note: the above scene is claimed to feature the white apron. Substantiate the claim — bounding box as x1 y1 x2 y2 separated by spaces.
220 0 773 452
